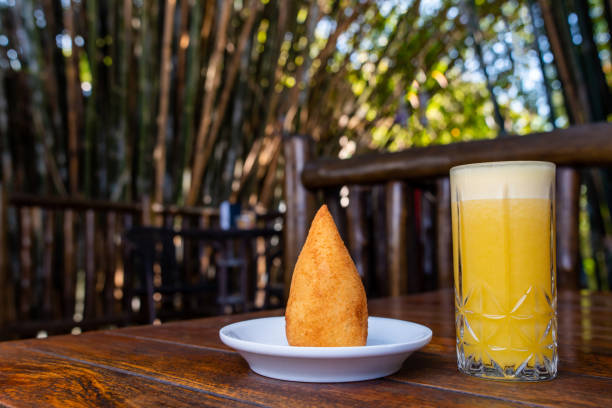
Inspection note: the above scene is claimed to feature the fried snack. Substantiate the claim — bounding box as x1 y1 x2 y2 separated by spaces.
285 205 368 347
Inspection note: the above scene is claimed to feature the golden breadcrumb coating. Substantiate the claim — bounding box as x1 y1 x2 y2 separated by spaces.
285 205 368 347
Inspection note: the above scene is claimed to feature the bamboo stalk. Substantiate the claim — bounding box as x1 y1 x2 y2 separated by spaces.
3 19 29 190
171 0 191 174
537 0 587 123
604 1 612 56
40 0 65 167
154 0 178 208
282 0 317 133
42 0 69 178
107 0 122 195
231 136 264 201
11 2 44 193
112 0 135 201
255 132 281 182
310 1 369 84
199 0 263 201
176 0 209 203
258 134 282 209
467 0 506 135
124 0 137 200
200 0 215 43
185 0 233 205
234 130 282 204
340 16 463 144
528 0 557 128
574 0 612 120
34 108 68 196
137 0 160 198
222 13 254 202
20 0 67 195
63 1 81 194
332 1 446 134
304 41 362 138
84 0 98 197
242 0 290 190
0 68 9 187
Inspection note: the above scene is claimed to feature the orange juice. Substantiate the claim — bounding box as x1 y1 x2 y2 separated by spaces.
451 162 557 381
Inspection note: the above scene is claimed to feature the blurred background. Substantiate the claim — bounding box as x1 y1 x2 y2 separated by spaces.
0 0 611 336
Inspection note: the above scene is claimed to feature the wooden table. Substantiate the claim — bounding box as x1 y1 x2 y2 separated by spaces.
1 289 611 407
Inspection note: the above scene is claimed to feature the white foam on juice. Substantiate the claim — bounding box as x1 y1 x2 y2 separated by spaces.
450 161 555 202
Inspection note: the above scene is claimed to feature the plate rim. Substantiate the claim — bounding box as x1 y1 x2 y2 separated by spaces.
219 316 432 358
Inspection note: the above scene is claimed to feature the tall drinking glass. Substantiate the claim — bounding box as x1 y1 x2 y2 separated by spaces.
451 161 557 381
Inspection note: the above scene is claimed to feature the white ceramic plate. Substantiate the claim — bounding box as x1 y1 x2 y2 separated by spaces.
219 316 432 382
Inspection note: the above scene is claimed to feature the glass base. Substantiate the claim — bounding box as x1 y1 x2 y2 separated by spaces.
457 352 557 381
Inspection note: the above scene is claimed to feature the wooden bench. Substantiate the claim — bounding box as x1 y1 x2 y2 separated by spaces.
283 122 612 296
0 191 282 339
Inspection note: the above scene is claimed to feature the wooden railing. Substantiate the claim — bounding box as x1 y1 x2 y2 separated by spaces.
0 191 282 339
283 122 612 296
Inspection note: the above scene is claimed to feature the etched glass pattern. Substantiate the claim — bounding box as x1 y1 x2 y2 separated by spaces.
451 162 557 381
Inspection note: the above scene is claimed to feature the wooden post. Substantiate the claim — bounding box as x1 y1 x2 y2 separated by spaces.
19 207 32 318
240 238 249 312
122 213 134 316
105 212 117 316
386 181 408 296
420 188 436 290
142 243 156 324
0 184 14 324
283 134 315 298
198 213 213 286
85 210 96 318
556 167 580 289
0 185 5 324
141 195 152 226
216 242 230 314
372 185 388 297
436 178 453 288
42 210 54 319
63 210 75 318
407 188 421 293
94 222 106 320
346 185 369 284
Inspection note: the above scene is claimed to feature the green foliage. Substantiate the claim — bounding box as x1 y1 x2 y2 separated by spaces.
314 0 569 159
0 0 600 201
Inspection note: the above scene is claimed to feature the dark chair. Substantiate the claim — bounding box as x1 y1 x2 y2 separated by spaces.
284 123 612 296
123 225 284 324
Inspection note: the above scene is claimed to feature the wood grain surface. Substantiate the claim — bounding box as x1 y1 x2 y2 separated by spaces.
1 290 611 407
